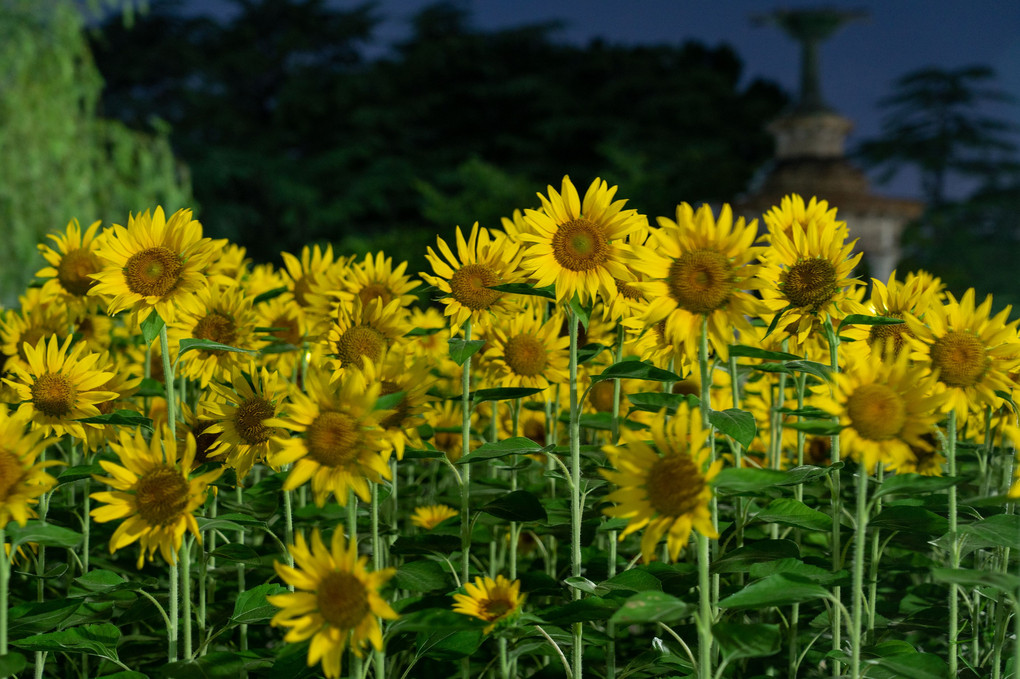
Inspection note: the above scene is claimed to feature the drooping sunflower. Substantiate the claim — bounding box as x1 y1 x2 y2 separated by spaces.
452 574 525 634
411 504 459 530
520 176 646 305
629 203 765 360
0 408 58 529
905 289 1020 423
90 425 223 568
601 403 722 563
202 363 290 481
168 283 258 387
270 365 392 506
757 195 864 344
89 207 222 324
421 222 524 332
268 529 398 679
483 308 569 390
814 346 947 473
35 218 105 316
4 335 118 439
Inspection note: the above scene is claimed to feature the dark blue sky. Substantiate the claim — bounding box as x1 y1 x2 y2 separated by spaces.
187 0 1020 200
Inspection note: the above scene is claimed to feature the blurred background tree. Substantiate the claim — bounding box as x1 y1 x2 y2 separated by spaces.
856 65 1019 309
87 0 788 271
0 0 191 305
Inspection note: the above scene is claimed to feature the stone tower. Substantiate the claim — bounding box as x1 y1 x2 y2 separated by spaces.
739 8 922 282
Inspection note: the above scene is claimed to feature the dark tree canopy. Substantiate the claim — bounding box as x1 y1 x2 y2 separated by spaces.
90 0 788 267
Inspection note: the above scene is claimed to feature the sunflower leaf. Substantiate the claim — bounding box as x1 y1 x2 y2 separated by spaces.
394 560 450 592
470 387 546 402
712 622 782 661
763 304 794 340
447 338 485 366
251 286 288 304
712 468 789 495
862 652 950 679
784 420 844 436
568 295 591 332
592 360 682 384
10 622 121 662
375 390 405 411
456 437 546 464
7 521 82 551
487 282 556 300
873 473 962 499
708 408 756 448
837 314 905 331
230 583 287 625
627 392 699 415
783 360 832 381
479 490 547 522
76 410 152 428
177 338 255 359
609 591 691 625
754 498 832 532
717 574 832 609
728 344 800 361
140 310 165 345
0 653 27 676
577 342 607 364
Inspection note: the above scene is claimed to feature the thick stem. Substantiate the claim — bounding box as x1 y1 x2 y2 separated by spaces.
182 538 192 660
697 532 712 679
371 483 385 679
460 320 473 585
568 310 583 679
160 325 176 435
168 550 179 662
946 410 959 676
825 321 842 679
283 485 295 584
867 465 883 644
0 527 8 659
347 492 363 678
235 485 247 653
850 465 868 679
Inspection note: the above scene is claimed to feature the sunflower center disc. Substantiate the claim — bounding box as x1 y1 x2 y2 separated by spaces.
378 380 410 429
357 283 393 308
805 436 832 466
930 330 989 388
481 597 513 620
551 218 609 272
868 317 910 357
31 372 78 417
504 334 547 377
234 397 276 444
667 249 735 314
306 411 360 467
123 246 183 297
269 314 302 346
645 453 705 517
135 466 190 526
56 248 100 297
0 451 25 502
291 275 313 307
192 420 221 465
317 571 370 629
449 263 501 311
336 325 385 369
589 381 616 412
780 257 839 311
194 311 238 349
846 383 906 440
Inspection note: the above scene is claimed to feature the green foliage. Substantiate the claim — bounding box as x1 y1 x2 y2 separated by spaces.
0 1 190 304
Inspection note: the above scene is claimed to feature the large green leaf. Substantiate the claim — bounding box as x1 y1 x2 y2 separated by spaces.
231 583 288 625
140 311 164 345
871 506 948 535
11 623 121 662
0 653 27 676
540 597 620 624
177 337 254 358
7 520 82 550
930 568 1020 595
479 490 547 522
873 474 961 499
712 468 788 495
838 314 905 332
711 540 800 574
592 360 682 384
447 338 485 366
718 574 832 609
393 560 450 592
712 622 782 661
75 410 152 428
728 344 799 361
959 514 1020 551
7 599 80 635
864 651 950 678
456 436 547 464
708 408 756 448
486 282 555 299
471 387 546 402
754 498 832 532
627 392 699 415
609 591 690 625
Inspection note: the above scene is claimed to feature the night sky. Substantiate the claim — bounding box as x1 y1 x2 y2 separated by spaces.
185 0 1020 201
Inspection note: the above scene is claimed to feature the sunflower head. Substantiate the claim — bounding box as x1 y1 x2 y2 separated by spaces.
411 504 459 530
0 408 58 529
452 575 525 634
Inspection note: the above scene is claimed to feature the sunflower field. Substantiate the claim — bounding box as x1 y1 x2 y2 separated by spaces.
0 180 1018 679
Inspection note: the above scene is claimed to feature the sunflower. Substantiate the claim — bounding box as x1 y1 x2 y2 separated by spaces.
520 176 645 305
625 317 693 375
599 230 651 323
0 408 59 529
424 401 479 464
279 244 350 334
629 203 765 361
89 207 222 325
856 270 941 359
324 298 410 381
35 218 105 315
885 433 946 476
270 365 392 506
253 294 311 378
483 309 569 390
421 222 524 332
905 289 1020 423
452 575 525 634
601 403 721 563
411 504 459 530
3 335 118 439
168 283 258 387
341 251 420 311
814 346 946 473
0 289 67 371
202 363 290 481
499 208 532 245
268 529 398 679
90 425 223 568
761 194 847 241
757 195 864 344
376 354 435 460
82 351 143 453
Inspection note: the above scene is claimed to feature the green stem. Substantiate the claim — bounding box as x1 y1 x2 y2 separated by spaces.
83 478 91 574
866 465 883 644
371 483 385 679
283 484 295 582
611 324 625 443
347 492 363 679
198 537 207 655
235 484 247 653
182 538 192 660
36 454 50 679
498 637 510 679
568 309 583 679
0 528 8 661
160 325 176 435
460 319 473 585
824 320 842 679
850 464 869 678
946 410 959 676
168 547 179 662
697 532 712 679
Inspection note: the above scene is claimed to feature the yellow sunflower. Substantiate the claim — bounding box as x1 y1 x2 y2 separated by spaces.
0 289 68 372
424 401 479 464
0 408 59 529
35 218 105 315
520 176 645 305
500 208 532 245
859 269 941 358
905 289 1020 423
325 297 410 380
483 309 569 390
376 354 435 460
762 194 847 241
270 365 392 506
202 363 290 481
168 283 258 387
90 424 223 568
82 351 143 453
340 251 420 311
757 195 864 343
601 403 722 563
411 504 459 530
89 207 222 324
599 230 651 323
253 294 311 378
268 529 398 679
885 433 946 477
4 335 118 439
279 244 350 334
629 202 765 360
452 574 525 634
814 346 946 473
625 317 693 375
421 222 524 332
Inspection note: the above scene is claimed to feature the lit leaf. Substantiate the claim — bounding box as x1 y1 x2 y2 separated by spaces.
708 408 756 448
712 622 781 661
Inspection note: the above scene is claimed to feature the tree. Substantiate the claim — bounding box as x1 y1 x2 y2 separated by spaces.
0 0 191 304
856 65 1018 206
